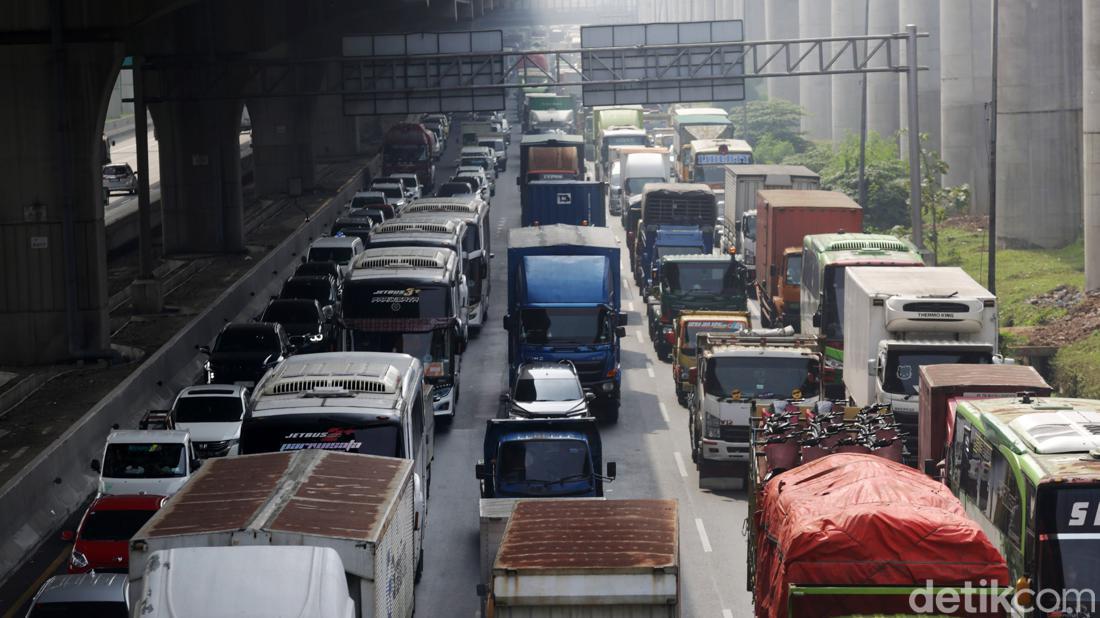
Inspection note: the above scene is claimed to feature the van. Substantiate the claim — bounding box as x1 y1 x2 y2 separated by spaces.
92 430 198 497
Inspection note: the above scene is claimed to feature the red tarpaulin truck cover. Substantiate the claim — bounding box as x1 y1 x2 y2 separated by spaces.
754 453 1008 618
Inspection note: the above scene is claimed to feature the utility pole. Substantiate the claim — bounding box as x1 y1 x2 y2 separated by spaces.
905 24 923 252
987 0 999 295
858 0 870 209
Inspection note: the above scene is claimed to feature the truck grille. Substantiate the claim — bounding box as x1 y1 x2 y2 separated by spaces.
720 425 750 443
572 359 606 383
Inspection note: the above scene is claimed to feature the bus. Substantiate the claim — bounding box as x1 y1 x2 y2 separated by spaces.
946 395 1100 610
671 107 733 178
684 139 753 188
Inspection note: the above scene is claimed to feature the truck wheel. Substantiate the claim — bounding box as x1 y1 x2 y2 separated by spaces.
690 424 700 464
676 389 687 407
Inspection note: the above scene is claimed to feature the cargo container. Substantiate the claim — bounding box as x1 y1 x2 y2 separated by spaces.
382 123 436 192
755 190 863 330
486 499 679 617
721 165 820 263
128 450 418 618
523 180 606 227
517 134 585 213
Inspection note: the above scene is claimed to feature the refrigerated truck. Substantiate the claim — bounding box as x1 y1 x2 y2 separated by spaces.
129 451 418 618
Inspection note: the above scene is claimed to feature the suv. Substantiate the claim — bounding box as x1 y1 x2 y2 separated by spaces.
200 322 294 386
279 275 340 317
64 495 166 574
456 165 494 195
92 430 198 497
502 362 592 419
26 573 130 618
102 163 138 195
435 181 477 198
169 385 249 458
347 191 394 216
373 176 418 200
369 182 410 211
293 262 343 297
391 173 423 199
452 175 489 200
305 236 364 277
258 298 338 354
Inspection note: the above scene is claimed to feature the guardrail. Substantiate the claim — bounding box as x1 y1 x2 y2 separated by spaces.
0 165 366 583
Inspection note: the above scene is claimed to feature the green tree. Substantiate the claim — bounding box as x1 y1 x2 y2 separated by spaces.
751 133 797 164
730 98 808 151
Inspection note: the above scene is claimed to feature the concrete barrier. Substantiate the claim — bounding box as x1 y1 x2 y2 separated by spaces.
0 165 366 583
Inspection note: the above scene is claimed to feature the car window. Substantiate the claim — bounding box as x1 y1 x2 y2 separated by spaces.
80 508 159 541
174 396 245 423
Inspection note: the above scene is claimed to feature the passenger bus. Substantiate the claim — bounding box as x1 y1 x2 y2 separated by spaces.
683 139 753 188
671 107 733 179
946 395 1100 610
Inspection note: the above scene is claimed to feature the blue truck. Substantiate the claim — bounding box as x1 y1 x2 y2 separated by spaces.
504 225 627 422
634 224 711 294
522 180 607 227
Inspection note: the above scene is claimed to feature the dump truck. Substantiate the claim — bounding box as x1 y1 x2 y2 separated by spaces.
128 450 418 618
484 499 679 617
755 190 863 330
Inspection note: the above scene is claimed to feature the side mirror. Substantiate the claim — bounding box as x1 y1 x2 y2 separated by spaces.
867 358 877 377
606 461 617 480
769 263 778 278
812 312 821 328
617 313 629 326
90 459 101 473
60 530 75 542
300 255 307 264
615 326 627 338
197 345 211 355
489 253 496 259
475 462 488 480
585 392 596 402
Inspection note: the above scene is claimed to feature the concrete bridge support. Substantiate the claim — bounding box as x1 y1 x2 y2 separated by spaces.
1084 1 1100 291
831 0 862 141
0 42 121 364
765 0 799 105
799 0 832 140
867 0 900 141
250 97 317 196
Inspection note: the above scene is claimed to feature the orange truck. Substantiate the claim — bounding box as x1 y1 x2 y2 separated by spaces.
671 311 750 406
755 190 862 330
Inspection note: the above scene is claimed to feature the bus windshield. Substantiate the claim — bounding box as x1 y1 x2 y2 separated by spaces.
1036 485 1100 603
240 416 404 458
704 356 819 400
882 349 992 396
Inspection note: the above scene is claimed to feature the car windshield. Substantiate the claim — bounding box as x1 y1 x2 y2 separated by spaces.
350 330 452 378
214 328 279 354
520 307 611 345
515 376 583 402
102 165 128 176
375 186 403 199
681 320 745 356
704 356 819 399
308 247 354 264
174 397 243 423
295 262 338 279
663 262 740 296
343 284 451 320
30 602 128 618
102 443 186 479
460 157 490 170
882 349 992 395
81 508 159 541
437 184 474 197
496 439 592 487
624 176 665 194
241 417 404 457
351 195 386 208
261 302 319 324
281 280 329 304
384 144 428 162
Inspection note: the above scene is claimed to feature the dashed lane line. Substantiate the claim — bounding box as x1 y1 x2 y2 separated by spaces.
658 401 669 422
695 517 713 553
673 451 688 477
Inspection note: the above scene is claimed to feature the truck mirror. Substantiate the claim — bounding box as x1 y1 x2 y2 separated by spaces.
502 314 512 331
867 358 877 377
922 459 939 477
475 462 488 480
515 177 520 186
90 459 101 473
476 584 488 598
735 220 742 233
617 314 629 327
615 326 627 338
812 312 821 328
606 461 617 479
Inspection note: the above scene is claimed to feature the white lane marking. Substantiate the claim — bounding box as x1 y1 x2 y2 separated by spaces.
673 451 688 477
723 610 734 618
635 330 644 343
625 301 634 312
658 401 669 422
10 446 28 461
695 518 713 553
646 365 655 378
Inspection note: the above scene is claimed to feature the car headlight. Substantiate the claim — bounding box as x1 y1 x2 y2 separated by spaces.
308 334 324 343
70 550 89 569
704 412 721 439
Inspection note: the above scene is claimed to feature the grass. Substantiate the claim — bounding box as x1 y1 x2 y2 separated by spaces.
933 225 1085 328
1052 331 1100 398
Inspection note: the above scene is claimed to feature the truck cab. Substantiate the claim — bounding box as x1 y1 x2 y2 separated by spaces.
671 311 750 406
648 254 746 360
382 122 436 192
635 224 709 295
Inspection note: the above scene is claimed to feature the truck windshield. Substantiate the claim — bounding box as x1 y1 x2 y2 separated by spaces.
882 349 992 395
1035 485 1100 604
496 439 593 494
240 417 404 458
384 144 428 163
821 265 847 340
681 321 745 356
343 284 451 319
174 397 242 423
351 330 452 378
704 356 819 399
656 245 704 260
694 165 726 184
664 262 740 296
624 176 664 194
741 214 756 241
785 254 803 286
103 443 186 479
520 307 611 345
80 508 159 541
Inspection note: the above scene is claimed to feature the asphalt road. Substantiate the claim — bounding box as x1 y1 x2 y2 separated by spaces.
413 121 754 618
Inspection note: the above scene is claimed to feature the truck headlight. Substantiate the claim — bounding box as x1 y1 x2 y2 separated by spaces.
704 412 721 439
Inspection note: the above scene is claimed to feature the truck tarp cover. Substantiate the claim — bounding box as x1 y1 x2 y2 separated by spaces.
755 453 1008 618
528 147 578 173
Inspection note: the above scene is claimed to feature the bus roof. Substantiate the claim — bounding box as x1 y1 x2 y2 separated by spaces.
804 233 923 265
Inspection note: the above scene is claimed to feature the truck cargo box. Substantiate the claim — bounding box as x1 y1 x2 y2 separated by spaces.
129 451 416 618
640 183 717 228
490 499 678 617
722 164 819 229
523 180 606 227
917 364 1052 470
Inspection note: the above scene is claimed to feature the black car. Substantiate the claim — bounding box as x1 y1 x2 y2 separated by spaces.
257 299 338 354
199 323 293 386
435 181 477 198
279 275 340 317
293 261 343 297
330 216 374 244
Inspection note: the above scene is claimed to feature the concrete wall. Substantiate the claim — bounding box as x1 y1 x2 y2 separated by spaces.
898 0 940 156
799 0 832 140
765 0 799 105
831 0 862 141
1087 1 1100 291
867 0 900 141
940 0 992 215
997 0 1082 248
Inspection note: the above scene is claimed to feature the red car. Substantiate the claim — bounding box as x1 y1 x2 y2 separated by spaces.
63 494 166 573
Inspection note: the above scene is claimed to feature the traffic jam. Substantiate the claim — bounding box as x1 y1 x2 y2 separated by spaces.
18 24 1100 618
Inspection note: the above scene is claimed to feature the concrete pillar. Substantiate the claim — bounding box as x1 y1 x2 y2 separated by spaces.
799 0 832 140
898 0 940 156
867 0 900 140
152 97 246 254
940 0 992 215
765 0 800 105
312 95 359 160
831 0 862 141
744 0 765 42
0 43 120 364
1082 1 1100 289
997 0 1082 248
249 97 316 195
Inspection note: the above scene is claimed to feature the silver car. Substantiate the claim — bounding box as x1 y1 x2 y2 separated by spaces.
102 163 137 196
504 362 593 419
25 572 129 617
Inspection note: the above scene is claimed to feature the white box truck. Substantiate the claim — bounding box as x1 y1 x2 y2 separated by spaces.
486 499 679 617
842 266 1001 459
720 165 819 262
128 450 417 618
133 546 356 617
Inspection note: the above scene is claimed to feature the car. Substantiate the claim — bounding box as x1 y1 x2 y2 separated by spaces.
435 181 477 198
293 261 343 297
257 298 338 354
168 384 250 458
199 322 294 386
346 190 394 216
355 207 391 226
477 136 507 172
305 235 364 277
454 167 494 197
279 274 341 316
451 175 489 200
93 429 198 497
373 176 418 200
502 362 593 419
102 163 137 195
330 214 374 243
25 573 129 618
390 173 424 200
64 495 166 574
458 153 497 181
368 182 410 211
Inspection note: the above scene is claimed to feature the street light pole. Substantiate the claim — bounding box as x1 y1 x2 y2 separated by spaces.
987 0 999 295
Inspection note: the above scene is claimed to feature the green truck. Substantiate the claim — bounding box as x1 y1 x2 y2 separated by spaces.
647 253 746 360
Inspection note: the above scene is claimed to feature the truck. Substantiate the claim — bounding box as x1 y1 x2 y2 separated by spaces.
634 225 710 296
128 450 419 617
484 499 679 617
721 165 820 262
504 225 628 422
523 92 577 134
631 182 716 281
684 138 753 188
607 147 670 217
747 451 1008 618
648 254 747 360
462 120 509 147
596 126 647 181
517 134 585 214
799 233 924 398
671 107 733 179
671 311 750 406
842 266 1001 461
382 122 436 192
689 330 821 488
916 363 1051 474
523 180 606 227
755 190 863 330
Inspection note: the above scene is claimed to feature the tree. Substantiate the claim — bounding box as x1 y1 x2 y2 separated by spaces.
730 98 808 151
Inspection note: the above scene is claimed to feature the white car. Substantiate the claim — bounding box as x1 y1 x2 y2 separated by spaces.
169 385 248 458
93 430 198 497
306 236 365 277
390 173 423 200
369 182 410 211
504 362 592 419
